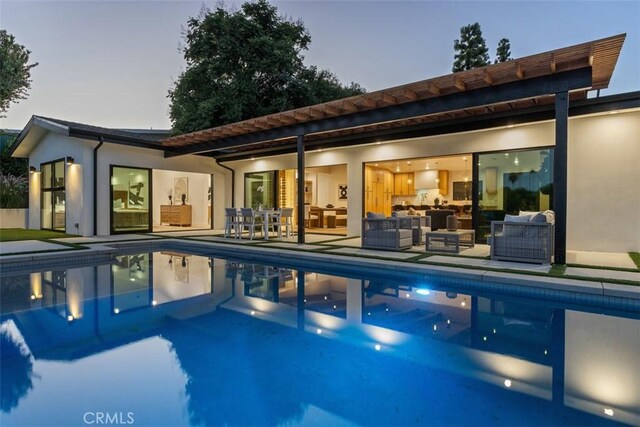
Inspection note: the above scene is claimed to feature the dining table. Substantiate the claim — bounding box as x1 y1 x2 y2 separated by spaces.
313 207 347 228
256 209 281 240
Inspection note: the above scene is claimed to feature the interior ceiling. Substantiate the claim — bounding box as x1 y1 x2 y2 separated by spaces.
368 155 472 173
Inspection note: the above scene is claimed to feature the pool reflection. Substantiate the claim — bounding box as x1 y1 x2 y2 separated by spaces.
1 252 638 426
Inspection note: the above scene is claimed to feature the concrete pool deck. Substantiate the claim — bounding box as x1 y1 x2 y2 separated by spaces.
1 231 638 294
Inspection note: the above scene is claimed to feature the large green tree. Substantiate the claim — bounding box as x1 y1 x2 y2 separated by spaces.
0 30 38 117
495 38 512 63
452 23 490 72
169 0 364 134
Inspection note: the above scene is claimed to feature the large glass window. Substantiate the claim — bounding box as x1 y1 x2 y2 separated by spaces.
244 171 276 209
40 159 65 231
110 166 151 233
476 148 553 242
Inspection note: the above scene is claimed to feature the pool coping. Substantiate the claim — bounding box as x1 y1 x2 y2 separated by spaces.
1 238 638 304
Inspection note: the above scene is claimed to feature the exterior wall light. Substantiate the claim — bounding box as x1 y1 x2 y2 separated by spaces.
66 156 74 165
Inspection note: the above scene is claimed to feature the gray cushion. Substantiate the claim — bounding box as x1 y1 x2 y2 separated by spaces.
366 212 385 219
529 212 547 223
392 211 408 217
503 214 531 237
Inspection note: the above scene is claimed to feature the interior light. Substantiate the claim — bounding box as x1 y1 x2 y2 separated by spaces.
66 156 74 165
425 163 429 170
604 408 614 417
374 163 379 167
395 166 400 172
316 328 322 334
130 278 135 282
504 153 509 157
250 157 255 161
29 166 37 173
462 156 467 161
507 125 514 128
504 379 512 388
464 177 468 182
376 142 381 145
514 158 519 166
608 111 618 115
113 308 120 314
374 344 381 351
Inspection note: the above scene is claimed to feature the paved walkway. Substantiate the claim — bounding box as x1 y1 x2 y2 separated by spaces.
1 230 638 285
0 240 73 255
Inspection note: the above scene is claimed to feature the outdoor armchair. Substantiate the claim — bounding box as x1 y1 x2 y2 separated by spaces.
362 214 413 251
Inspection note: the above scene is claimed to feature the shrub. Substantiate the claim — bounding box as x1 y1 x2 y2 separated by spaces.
0 172 28 208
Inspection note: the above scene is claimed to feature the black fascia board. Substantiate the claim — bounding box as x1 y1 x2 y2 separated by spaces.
214 90 639 163
165 67 593 158
68 128 177 152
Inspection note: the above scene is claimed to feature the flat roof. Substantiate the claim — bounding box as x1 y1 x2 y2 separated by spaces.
163 34 626 158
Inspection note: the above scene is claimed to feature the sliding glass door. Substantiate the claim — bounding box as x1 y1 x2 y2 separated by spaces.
244 171 276 209
110 166 151 234
476 148 553 242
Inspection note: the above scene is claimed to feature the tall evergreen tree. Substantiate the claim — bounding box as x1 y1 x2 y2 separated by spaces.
168 0 364 135
495 38 512 63
452 23 490 72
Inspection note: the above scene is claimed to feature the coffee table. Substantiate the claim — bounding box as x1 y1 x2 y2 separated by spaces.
425 229 475 253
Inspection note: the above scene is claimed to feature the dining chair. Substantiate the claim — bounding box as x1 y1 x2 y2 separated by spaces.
224 208 240 238
280 207 294 238
240 208 263 240
268 209 283 239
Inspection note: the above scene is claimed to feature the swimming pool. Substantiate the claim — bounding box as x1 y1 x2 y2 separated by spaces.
1 250 638 426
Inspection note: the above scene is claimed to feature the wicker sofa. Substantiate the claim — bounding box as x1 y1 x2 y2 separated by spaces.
489 211 555 264
362 213 413 250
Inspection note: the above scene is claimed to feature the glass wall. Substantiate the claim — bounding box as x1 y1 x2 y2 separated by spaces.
40 159 65 231
110 166 151 233
476 148 553 242
244 171 276 209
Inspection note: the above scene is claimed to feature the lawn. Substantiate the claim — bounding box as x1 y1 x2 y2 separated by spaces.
0 228 74 242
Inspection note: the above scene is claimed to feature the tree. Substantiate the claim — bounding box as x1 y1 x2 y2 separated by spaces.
169 0 365 135
452 23 490 72
0 30 38 117
495 38 512 63
0 132 27 177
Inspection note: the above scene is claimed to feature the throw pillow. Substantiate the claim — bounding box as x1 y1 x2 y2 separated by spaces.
392 211 408 217
408 207 416 215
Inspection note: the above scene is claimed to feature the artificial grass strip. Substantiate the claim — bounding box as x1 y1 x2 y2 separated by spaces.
629 252 640 270
0 228 75 242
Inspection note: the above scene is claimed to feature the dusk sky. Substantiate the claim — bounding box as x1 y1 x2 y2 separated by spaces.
1 0 638 130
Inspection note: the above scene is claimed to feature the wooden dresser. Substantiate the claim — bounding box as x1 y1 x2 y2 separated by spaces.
160 205 192 226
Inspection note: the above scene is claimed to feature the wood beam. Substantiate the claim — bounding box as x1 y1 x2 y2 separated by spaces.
323 104 343 116
266 117 285 126
483 70 494 85
343 100 360 113
428 82 441 96
403 87 419 100
550 54 557 73
381 92 397 105
294 111 312 121
454 76 466 91
516 62 525 79
361 97 377 108
307 108 325 119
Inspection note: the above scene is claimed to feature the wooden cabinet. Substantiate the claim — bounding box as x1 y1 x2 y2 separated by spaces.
160 205 192 226
438 170 449 196
365 167 393 216
393 173 415 195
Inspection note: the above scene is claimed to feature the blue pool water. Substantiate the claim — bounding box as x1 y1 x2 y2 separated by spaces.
1 250 638 426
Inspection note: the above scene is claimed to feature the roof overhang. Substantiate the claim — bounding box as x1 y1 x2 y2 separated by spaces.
162 34 626 159
9 116 71 158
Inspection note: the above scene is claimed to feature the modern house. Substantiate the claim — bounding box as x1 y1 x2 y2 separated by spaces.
8 34 640 262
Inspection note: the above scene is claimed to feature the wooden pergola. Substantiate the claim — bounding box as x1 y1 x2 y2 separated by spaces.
161 34 626 263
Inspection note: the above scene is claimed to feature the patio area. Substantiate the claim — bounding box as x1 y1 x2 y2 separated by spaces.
2 228 637 285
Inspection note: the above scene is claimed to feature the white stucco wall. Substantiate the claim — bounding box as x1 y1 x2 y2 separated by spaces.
229 109 640 252
26 132 229 236
95 143 227 236
567 111 640 252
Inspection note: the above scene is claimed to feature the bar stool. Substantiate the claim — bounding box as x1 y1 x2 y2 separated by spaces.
224 208 240 238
